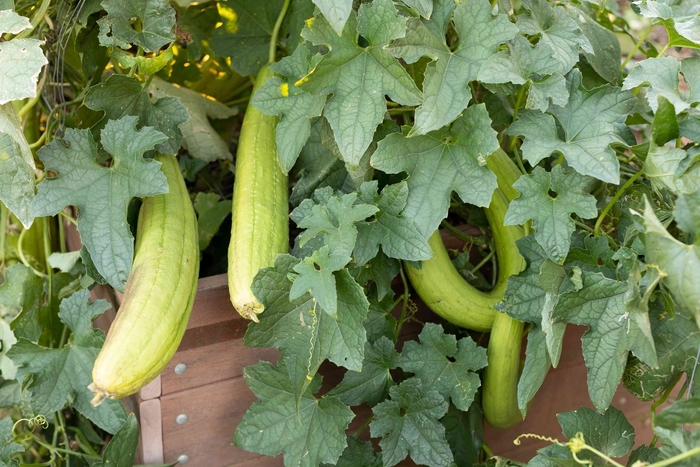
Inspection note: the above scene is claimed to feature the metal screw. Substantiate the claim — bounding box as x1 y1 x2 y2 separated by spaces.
177 454 189 464
174 363 187 375
176 414 188 425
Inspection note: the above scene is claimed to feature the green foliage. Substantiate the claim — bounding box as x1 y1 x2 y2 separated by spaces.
32 117 169 291
2 0 700 465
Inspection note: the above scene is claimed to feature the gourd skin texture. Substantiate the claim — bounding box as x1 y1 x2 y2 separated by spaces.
228 65 289 321
406 149 526 428
90 154 199 403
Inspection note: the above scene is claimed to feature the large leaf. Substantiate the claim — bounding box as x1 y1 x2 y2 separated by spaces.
371 104 499 238
298 0 422 167
388 0 517 135
7 290 127 434
97 0 176 52
0 104 35 228
233 361 354 467
507 70 636 183
0 11 48 105
32 116 168 291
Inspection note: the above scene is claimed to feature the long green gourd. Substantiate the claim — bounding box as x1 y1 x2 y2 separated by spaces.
227 66 289 322
90 154 199 403
405 148 526 428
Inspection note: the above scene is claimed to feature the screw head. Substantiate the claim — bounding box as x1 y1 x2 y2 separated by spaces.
177 454 189 464
176 414 189 425
174 363 187 374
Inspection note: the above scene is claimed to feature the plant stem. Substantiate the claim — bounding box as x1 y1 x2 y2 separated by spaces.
620 26 652 70
19 72 47 118
649 373 681 448
657 41 672 57
352 414 374 437
388 106 416 115
28 131 47 150
440 220 486 244
594 170 643 237
16 0 51 39
17 227 47 278
268 0 291 64
395 268 410 338
647 447 700 467
471 248 495 275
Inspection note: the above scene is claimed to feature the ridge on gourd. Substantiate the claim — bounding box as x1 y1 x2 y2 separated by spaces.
227 65 289 322
405 148 526 429
89 154 199 404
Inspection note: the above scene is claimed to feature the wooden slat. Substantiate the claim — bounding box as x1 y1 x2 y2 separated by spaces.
140 399 164 464
160 338 279 395
160 376 284 466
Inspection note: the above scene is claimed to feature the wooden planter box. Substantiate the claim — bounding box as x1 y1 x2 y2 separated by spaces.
67 223 663 465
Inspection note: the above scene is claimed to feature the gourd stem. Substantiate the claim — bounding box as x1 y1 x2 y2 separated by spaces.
269 0 292 64
594 170 643 238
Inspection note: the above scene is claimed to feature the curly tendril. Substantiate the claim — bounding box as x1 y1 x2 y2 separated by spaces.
12 414 49 435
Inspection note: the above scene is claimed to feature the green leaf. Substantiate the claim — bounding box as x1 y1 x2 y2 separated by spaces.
310 0 353 35
149 77 236 162
7 289 128 434
478 36 568 112
289 118 350 207
0 418 23 467
557 406 635 466
517 0 593 73
88 414 139 467
568 6 621 84
193 192 232 251
634 0 700 48
290 246 351 316
0 104 36 228
233 361 354 467
655 398 700 429
32 116 169 292
97 0 176 52
47 251 82 274
627 445 663 466
675 190 700 234
388 0 517 135
321 437 382 467
327 336 398 407
364 293 398 344
553 271 658 412
403 0 433 18
624 304 700 401
507 70 636 183
211 0 284 76
245 255 368 397
352 251 401 302
442 399 484 467
291 187 378 260
0 322 16 381
298 0 422 166
497 236 579 415
654 426 700 467
354 181 433 264
399 323 487 411
0 264 56 343
370 377 453 467
84 75 189 155
642 198 700 323
622 57 700 113
505 166 598 263
372 104 499 238
252 45 327 174
0 11 48 105
176 2 220 61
